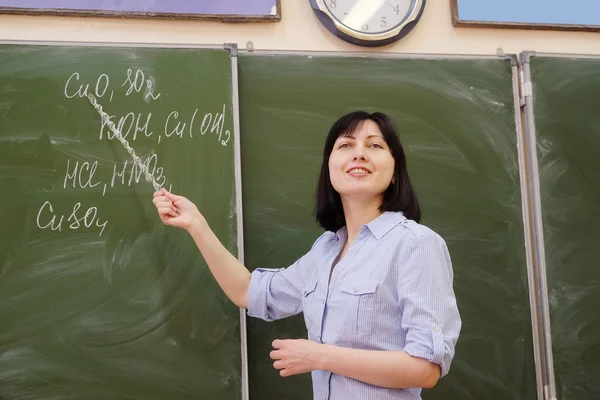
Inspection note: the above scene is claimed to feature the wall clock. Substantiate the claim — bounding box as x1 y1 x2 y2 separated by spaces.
310 0 426 47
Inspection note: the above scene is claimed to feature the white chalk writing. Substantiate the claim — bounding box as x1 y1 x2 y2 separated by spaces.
36 200 108 236
63 159 102 190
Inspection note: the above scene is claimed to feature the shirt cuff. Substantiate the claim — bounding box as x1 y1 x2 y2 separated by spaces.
246 267 284 321
403 327 448 376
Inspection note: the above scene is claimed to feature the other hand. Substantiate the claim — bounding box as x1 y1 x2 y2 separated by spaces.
270 339 325 377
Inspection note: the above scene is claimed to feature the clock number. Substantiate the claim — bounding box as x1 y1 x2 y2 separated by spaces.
362 23 369 31
381 16 388 27
330 0 337 8
394 5 401 15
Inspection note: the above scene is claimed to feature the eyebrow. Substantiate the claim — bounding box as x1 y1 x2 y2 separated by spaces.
340 135 384 140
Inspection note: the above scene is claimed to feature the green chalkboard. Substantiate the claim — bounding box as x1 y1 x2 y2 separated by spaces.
530 56 600 399
239 54 536 399
0 44 241 399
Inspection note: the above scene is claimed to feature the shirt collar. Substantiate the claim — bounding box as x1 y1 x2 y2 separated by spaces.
367 211 407 240
335 211 407 241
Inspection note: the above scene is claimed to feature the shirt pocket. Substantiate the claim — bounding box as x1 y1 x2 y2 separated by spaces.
301 277 319 336
336 278 379 336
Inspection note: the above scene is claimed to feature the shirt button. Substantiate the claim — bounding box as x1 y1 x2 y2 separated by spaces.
352 288 357 293
302 290 307 296
434 327 439 332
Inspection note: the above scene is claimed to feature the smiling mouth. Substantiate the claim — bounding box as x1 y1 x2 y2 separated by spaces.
347 167 371 175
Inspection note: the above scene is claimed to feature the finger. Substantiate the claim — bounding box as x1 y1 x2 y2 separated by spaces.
157 200 177 214
273 360 286 370
272 339 284 349
152 196 168 205
280 369 292 377
164 190 182 202
158 207 178 218
155 201 176 213
155 201 179 214
269 350 280 360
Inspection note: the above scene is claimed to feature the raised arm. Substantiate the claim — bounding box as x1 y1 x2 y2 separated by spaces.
153 188 250 308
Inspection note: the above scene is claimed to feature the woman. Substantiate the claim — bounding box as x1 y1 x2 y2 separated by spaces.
153 111 461 400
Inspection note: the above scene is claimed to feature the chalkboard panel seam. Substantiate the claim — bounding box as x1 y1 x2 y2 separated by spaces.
229 47 249 400
512 57 546 400
519 52 558 400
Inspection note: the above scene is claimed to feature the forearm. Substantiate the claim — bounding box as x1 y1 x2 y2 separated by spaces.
187 218 251 308
318 345 440 389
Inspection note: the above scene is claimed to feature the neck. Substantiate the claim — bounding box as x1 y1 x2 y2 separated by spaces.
341 196 383 243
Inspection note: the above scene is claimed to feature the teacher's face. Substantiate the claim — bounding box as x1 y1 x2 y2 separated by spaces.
328 120 395 202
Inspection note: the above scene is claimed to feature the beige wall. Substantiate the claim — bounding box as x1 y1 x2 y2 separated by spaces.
1 1 599 56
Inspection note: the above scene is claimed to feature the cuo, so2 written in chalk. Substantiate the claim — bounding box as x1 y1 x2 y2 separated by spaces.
64 69 160 103
64 69 231 147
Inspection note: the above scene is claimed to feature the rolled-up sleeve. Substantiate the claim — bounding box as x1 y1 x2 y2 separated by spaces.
398 232 461 377
247 256 307 322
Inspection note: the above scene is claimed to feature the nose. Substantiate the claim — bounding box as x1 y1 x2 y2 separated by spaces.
353 145 367 161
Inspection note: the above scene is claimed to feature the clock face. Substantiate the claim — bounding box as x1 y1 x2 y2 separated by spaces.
323 0 416 35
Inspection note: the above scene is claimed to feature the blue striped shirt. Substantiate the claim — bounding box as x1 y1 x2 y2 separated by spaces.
247 211 461 400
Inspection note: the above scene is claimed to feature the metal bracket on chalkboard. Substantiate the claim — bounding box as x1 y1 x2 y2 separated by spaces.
503 53 518 66
224 43 239 57
518 51 537 107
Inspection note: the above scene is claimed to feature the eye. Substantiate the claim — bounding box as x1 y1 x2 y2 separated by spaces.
338 142 351 149
369 142 384 149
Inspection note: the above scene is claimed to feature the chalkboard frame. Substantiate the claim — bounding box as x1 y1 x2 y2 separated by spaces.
237 49 546 400
519 50 600 400
519 50 558 400
0 39 249 400
450 0 600 32
508 52 547 400
0 1 281 22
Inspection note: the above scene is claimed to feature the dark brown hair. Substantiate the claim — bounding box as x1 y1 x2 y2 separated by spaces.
315 111 421 232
